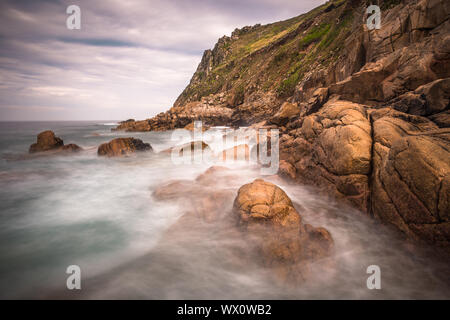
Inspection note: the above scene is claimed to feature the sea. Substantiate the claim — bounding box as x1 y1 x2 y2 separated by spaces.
0 121 449 299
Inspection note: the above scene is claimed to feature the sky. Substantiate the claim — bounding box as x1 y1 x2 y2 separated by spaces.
0 0 326 121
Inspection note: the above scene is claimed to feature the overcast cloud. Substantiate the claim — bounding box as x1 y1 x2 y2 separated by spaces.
0 0 326 121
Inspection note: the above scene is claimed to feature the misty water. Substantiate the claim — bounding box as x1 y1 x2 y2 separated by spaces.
0 121 449 299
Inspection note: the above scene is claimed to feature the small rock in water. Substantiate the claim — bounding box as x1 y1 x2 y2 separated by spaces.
29 130 82 154
233 179 334 284
97 137 152 157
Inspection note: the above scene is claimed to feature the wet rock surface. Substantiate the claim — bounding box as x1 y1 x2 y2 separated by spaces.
29 130 82 154
153 170 334 284
233 179 334 283
97 138 152 157
112 0 450 245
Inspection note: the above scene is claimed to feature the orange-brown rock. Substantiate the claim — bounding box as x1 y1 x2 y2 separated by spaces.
60 144 82 152
29 130 82 154
233 179 333 283
29 130 64 153
97 138 152 157
195 166 231 184
370 108 450 246
219 144 250 161
280 99 372 211
278 160 296 180
160 141 210 157
270 102 300 126
183 122 209 131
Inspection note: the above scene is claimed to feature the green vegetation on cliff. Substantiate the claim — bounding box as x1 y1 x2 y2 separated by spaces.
175 0 356 106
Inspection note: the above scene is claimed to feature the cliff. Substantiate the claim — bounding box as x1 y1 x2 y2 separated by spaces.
115 0 450 246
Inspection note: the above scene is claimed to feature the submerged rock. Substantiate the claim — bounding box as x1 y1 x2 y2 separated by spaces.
60 144 82 152
97 138 152 157
152 167 335 284
29 130 82 154
159 141 209 156
112 119 151 132
152 180 195 201
233 179 334 283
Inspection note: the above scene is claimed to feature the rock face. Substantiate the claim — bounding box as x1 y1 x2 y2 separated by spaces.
273 0 450 246
270 102 300 126
29 130 81 154
280 100 450 246
233 179 333 282
370 109 450 245
281 99 372 210
97 138 152 157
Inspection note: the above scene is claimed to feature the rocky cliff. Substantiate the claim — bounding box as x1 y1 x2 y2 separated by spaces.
115 0 450 246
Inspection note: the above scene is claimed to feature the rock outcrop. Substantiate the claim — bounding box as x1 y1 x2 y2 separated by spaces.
29 130 82 154
270 102 300 126
97 138 152 157
280 100 450 245
280 99 372 210
370 108 450 245
113 95 234 131
115 0 450 246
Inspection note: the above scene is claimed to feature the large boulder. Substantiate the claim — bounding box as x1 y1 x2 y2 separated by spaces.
370 108 450 245
279 101 450 246
29 130 82 154
233 179 334 283
152 167 235 223
97 138 152 157
29 130 63 153
183 122 209 131
152 180 195 201
280 99 372 210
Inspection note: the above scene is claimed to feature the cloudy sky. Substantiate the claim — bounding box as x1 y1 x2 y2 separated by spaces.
0 0 326 121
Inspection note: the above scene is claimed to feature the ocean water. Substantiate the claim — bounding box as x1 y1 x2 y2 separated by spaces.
0 121 449 299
